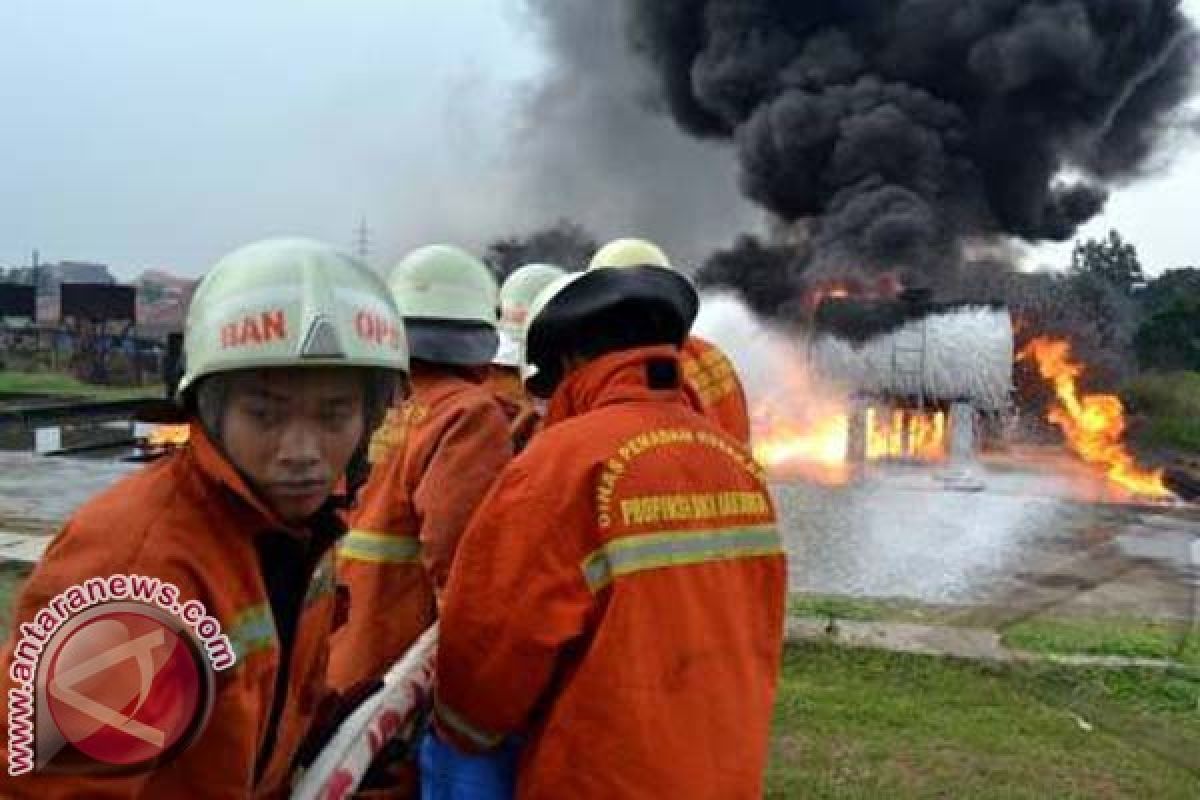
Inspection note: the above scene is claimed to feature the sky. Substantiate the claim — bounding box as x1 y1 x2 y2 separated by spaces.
1 0 1199 280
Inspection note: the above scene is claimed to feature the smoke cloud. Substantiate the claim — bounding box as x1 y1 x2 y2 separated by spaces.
626 0 1196 286
505 0 761 268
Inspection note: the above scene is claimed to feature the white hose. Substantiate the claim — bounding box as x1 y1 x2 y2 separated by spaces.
291 623 439 800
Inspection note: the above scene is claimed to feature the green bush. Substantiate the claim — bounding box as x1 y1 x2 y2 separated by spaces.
1135 299 1200 372
1121 372 1200 453
1121 372 1200 416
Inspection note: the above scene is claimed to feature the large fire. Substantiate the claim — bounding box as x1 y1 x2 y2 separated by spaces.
1019 336 1168 498
753 405 948 479
754 411 850 471
866 408 947 461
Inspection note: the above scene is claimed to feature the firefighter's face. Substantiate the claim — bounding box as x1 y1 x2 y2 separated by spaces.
221 368 364 523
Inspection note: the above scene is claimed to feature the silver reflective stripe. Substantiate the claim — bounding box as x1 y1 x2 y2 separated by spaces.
581 524 782 592
304 554 335 607
229 604 277 661
435 700 504 750
338 529 422 564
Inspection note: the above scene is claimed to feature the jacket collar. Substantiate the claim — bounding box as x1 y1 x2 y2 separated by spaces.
543 345 702 427
410 362 487 403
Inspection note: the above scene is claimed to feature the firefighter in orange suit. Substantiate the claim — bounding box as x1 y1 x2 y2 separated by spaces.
488 262 567 452
329 245 512 695
431 262 787 798
0 239 409 798
589 237 753 447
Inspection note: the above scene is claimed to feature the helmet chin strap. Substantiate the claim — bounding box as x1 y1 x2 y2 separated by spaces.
331 370 401 512
330 444 371 511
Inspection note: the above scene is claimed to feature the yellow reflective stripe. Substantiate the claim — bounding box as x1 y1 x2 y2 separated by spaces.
228 603 277 661
435 700 504 750
303 553 335 607
338 529 422 564
581 524 782 592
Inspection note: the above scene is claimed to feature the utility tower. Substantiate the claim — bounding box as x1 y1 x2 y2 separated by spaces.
354 218 372 265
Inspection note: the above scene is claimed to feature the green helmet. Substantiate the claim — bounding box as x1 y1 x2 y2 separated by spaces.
177 238 409 396
589 238 672 271
389 245 500 366
521 264 698 398
494 263 567 368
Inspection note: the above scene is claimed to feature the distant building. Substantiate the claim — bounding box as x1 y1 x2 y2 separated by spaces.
50 261 116 285
3 261 116 291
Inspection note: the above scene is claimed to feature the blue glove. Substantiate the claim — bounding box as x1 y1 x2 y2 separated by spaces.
418 727 520 800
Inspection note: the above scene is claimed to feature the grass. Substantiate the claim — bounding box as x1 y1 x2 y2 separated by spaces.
792 593 1200 665
1121 371 1200 454
0 563 31 639
790 593 968 625
1002 616 1200 666
790 594 890 622
0 370 162 401
768 641 1200 798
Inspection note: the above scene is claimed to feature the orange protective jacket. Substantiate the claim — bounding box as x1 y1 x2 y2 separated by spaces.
0 423 341 799
329 365 511 693
486 367 541 453
681 335 752 447
435 346 787 799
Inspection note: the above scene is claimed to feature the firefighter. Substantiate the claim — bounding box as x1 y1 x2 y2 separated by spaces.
488 263 566 452
589 237 753 447
0 238 409 798
430 263 788 798
329 244 511 692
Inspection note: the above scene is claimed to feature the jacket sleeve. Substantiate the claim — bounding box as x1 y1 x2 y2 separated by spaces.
412 396 512 591
0 519 159 798
433 463 594 752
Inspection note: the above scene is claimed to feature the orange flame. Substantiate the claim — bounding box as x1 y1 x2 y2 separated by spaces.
754 404 948 480
146 424 190 447
866 408 947 461
754 413 850 469
1020 336 1168 498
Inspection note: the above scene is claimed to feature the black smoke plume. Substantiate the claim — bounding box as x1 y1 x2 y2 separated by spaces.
482 219 596 282
628 0 1196 291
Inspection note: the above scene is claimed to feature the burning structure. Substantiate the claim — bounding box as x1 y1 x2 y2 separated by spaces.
742 286 1013 479
808 288 1014 466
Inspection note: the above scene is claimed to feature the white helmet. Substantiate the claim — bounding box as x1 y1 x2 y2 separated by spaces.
494 263 567 368
179 237 408 396
389 245 500 366
588 237 672 271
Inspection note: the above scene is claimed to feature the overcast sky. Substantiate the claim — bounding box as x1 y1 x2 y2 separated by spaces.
2 0 1199 280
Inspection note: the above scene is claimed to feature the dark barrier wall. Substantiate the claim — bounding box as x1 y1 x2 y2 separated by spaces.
164 332 184 399
60 283 137 322
0 284 36 320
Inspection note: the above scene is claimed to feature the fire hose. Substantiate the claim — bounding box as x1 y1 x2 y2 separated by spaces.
291 623 439 800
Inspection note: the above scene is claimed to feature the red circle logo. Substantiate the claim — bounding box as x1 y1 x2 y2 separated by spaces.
40 602 214 772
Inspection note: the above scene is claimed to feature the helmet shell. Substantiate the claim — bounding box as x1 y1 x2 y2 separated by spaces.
589 238 672 271
389 245 498 325
495 263 567 368
178 238 408 395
